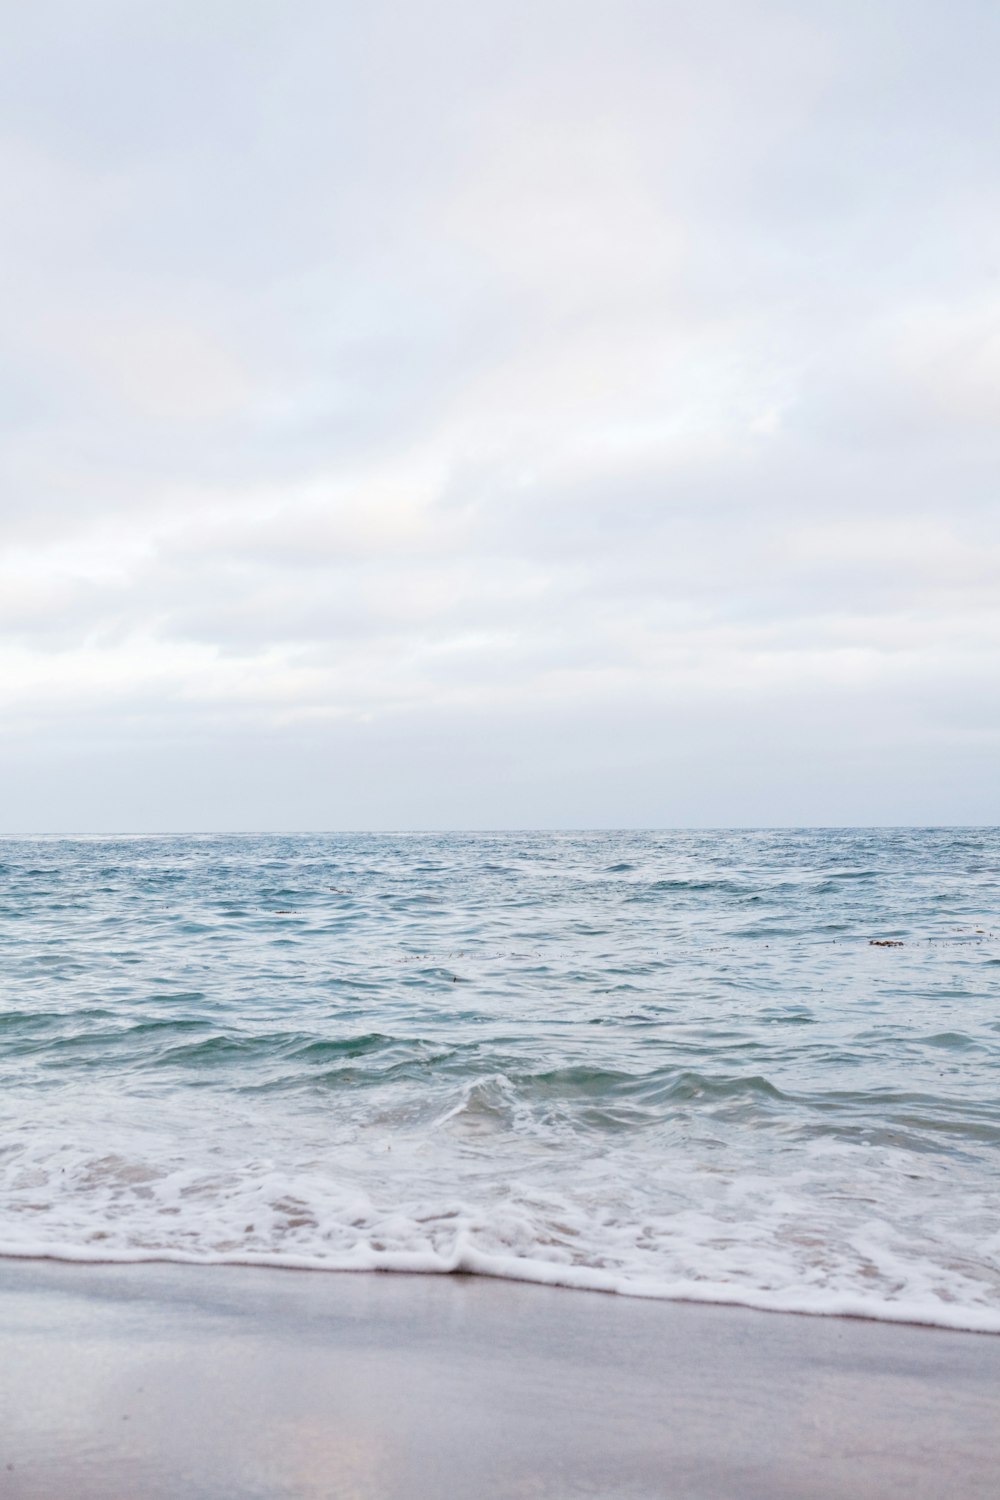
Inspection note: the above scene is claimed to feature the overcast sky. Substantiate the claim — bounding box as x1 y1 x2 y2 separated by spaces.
1 0 998 831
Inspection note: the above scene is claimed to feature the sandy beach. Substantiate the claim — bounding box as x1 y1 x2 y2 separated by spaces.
0 1260 997 1499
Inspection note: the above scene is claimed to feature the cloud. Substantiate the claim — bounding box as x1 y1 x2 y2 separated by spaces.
0 0 998 828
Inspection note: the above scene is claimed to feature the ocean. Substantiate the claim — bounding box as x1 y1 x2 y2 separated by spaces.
1 829 997 1331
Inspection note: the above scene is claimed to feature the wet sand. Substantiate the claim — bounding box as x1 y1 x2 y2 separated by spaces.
0 1260 997 1499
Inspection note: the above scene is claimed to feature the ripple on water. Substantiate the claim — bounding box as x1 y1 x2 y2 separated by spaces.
0 828 998 1329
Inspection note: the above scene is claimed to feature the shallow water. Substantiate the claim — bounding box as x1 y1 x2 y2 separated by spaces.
1 829 998 1328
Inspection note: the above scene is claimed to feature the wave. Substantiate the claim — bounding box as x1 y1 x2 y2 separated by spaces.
3 830 999 1348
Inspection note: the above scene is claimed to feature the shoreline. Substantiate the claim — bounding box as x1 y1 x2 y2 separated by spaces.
1 1244 998 1336
2 1259 998 1498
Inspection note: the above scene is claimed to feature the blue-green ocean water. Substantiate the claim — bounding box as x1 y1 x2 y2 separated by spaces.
2 829 998 1328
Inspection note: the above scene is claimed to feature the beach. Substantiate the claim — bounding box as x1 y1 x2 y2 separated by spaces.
3 831 998 1495
1 1260 997 1499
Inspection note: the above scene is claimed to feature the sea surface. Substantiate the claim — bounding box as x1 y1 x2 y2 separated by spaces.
1 829 998 1330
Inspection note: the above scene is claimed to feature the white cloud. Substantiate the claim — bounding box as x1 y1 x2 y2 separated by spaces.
0 0 997 828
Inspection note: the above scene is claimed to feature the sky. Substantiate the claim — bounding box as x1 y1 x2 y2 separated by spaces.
1 0 998 831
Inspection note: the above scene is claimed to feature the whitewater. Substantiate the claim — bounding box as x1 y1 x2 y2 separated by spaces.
1 829 998 1331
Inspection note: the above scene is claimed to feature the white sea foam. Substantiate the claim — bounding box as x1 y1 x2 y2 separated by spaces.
2 1088 998 1334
